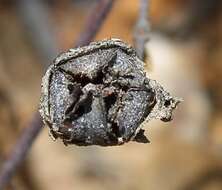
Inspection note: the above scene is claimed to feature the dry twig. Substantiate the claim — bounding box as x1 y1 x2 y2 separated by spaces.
0 0 115 189
134 0 150 60
0 113 42 190
75 0 114 47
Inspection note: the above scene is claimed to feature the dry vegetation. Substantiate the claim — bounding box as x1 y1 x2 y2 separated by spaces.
0 0 222 189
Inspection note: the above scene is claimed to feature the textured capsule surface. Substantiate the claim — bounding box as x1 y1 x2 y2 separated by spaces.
39 39 180 146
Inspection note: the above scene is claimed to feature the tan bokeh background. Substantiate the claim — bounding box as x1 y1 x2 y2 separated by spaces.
0 0 222 189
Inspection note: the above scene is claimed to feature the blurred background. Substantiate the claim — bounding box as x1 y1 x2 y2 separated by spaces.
0 0 222 189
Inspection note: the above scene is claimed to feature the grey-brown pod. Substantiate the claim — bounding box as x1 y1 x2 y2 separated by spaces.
39 39 181 146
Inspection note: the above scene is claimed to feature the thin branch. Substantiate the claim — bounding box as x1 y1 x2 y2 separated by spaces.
134 0 150 60
0 113 42 190
0 0 115 189
75 0 114 47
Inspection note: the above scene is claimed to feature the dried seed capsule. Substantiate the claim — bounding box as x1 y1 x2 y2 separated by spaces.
39 39 181 146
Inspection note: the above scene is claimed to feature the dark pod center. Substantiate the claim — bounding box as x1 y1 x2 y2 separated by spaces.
52 49 156 146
